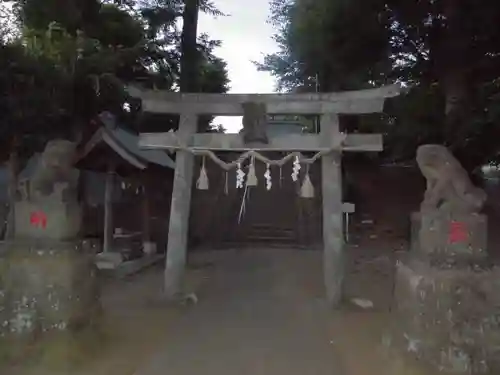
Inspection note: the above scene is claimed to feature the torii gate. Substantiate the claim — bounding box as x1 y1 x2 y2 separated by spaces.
128 85 402 307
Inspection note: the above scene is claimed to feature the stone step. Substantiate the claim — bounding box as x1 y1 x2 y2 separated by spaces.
244 235 296 242
219 241 303 249
247 225 295 233
244 226 296 239
220 223 298 245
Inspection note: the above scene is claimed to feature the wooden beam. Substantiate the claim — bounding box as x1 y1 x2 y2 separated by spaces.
163 113 197 298
321 113 345 307
139 132 383 152
127 84 403 115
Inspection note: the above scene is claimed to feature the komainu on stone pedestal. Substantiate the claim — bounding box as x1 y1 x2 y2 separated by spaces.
414 144 488 266
389 144 500 374
0 139 101 345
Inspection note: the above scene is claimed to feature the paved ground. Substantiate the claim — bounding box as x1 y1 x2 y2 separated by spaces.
137 249 343 375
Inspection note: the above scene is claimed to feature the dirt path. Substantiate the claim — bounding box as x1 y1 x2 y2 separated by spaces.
9 166 499 375
137 249 343 375
4 246 438 375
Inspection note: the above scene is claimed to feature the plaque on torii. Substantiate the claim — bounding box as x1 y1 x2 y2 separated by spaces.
129 84 402 306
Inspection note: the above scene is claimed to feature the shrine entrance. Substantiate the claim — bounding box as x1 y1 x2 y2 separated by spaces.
229 118 322 247
129 84 402 306
190 119 323 247
216 153 312 247
238 157 301 244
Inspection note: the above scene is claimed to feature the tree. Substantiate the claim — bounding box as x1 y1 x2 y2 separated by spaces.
257 0 392 92
384 0 500 167
4 0 230 134
179 0 199 92
0 41 70 237
120 0 229 132
0 0 230 236
258 0 500 169
1 0 230 155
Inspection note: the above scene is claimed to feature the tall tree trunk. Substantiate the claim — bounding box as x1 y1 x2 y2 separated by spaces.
179 0 200 93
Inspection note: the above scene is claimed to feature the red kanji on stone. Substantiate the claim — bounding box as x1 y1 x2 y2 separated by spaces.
30 211 47 229
448 221 468 244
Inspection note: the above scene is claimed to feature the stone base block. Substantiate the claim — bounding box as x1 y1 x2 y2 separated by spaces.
0 240 101 339
390 257 500 373
14 201 82 241
95 252 124 270
411 212 487 265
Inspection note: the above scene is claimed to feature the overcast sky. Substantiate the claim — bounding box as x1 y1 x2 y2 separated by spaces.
198 0 278 132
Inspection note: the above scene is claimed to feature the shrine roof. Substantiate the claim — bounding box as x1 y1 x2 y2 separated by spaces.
78 112 175 171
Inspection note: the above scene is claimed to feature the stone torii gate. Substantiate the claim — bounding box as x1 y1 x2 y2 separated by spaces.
129 85 402 306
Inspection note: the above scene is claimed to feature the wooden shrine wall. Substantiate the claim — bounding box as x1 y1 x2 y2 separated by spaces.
81 168 174 251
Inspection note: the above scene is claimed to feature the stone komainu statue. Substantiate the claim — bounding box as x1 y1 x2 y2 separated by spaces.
23 139 80 202
15 139 82 240
416 144 486 214
1 140 101 339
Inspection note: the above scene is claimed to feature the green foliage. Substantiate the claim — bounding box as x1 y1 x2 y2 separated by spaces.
289 0 391 90
258 0 500 168
0 43 67 148
258 0 391 91
255 0 312 92
14 0 100 34
90 4 144 47
0 0 230 159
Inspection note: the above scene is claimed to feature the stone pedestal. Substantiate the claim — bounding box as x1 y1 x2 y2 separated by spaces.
0 240 101 339
392 257 500 373
410 212 487 266
390 212 500 373
14 200 82 240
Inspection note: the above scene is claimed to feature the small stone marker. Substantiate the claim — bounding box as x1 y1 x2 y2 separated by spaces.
390 144 500 374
